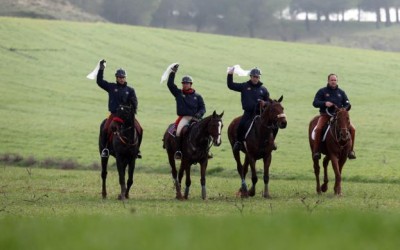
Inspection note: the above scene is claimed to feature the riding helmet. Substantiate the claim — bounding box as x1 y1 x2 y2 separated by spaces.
250 68 262 76
181 75 193 83
115 68 127 78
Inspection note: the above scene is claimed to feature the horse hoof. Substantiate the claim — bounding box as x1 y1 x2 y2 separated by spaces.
125 194 130 199
248 188 256 197
263 193 271 199
321 184 328 193
118 194 124 200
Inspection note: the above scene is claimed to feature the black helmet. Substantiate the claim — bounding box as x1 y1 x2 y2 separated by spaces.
115 68 127 78
181 75 193 83
250 68 261 76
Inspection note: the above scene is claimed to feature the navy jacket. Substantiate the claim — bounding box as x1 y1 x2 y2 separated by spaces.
227 74 270 113
97 69 138 114
167 72 206 118
313 84 350 114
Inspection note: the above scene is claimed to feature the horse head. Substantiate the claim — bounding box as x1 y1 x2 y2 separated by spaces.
207 110 224 146
333 107 351 142
262 95 287 129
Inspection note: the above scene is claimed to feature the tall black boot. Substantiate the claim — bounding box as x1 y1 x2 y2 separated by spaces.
174 136 182 160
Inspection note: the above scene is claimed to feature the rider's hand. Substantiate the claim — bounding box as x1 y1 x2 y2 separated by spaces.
325 101 334 107
100 59 106 70
171 64 179 73
227 66 235 74
258 99 267 107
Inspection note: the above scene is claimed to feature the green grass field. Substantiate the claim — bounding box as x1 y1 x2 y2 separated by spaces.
1 17 400 249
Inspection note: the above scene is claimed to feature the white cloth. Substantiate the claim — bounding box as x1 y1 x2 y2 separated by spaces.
227 65 250 76
86 60 105 80
160 62 179 84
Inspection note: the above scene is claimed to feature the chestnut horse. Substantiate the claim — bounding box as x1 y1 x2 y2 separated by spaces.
308 106 352 195
163 111 224 200
99 104 142 200
228 96 287 198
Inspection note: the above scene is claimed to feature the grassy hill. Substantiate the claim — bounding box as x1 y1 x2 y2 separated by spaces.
0 17 399 183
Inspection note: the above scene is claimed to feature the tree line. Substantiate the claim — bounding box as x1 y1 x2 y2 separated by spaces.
69 0 400 37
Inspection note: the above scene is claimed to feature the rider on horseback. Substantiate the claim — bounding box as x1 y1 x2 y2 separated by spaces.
97 59 142 158
227 67 277 153
167 64 207 160
312 73 356 160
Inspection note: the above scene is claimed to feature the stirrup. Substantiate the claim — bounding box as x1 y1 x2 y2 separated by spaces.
272 143 277 151
174 151 182 160
207 152 213 159
348 151 356 160
101 148 109 158
136 151 142 159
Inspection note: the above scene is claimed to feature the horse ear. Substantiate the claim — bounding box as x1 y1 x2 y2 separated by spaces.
278 95 283 102
212 110 217 117
219 111 224 117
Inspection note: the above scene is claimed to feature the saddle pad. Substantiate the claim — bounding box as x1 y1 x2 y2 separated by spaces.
311 125 330 142
167 124 176 136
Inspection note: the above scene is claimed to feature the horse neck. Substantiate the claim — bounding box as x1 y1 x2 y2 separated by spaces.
331 112 349 144
119 115 135 132
188 117 210 146
257 107 274 133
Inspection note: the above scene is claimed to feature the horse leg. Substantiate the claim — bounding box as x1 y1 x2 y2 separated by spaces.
168 150 182 200
101 156 109 199
262 155 272 198
321 156 329 193
241 156 250 198
125 156 136 199
313 158 322 194
200 160 208 200
330 156 342 196
176 161 186 200
233 151 248 197
248 157 258 197
183 162 192 200
116 157 127 200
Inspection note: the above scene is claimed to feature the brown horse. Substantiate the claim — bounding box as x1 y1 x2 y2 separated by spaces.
308 106 352 195
99 104 143 200
163 111 224 200
228 96 287 198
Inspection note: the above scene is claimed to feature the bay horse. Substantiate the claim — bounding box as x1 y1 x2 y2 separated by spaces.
228 96 287 198
99 104 142 200
163 111 224 200
308 106 352 195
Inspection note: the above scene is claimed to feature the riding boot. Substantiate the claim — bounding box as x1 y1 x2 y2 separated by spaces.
312 129 322 160
101 131 109 158
348 127 356 159
174 136 182 160
233 141 243 153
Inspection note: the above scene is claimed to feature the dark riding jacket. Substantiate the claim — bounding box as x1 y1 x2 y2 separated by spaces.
167 72 206 118
313 84 350 114
97 69 138 114
227 74 270 113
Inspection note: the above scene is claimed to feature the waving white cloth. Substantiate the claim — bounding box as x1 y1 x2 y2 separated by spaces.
160 62 179 84
86 60 106 80
227 65 250 76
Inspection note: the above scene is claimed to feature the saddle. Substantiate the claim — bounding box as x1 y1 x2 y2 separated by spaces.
311 121 331 142
167 120 198 137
